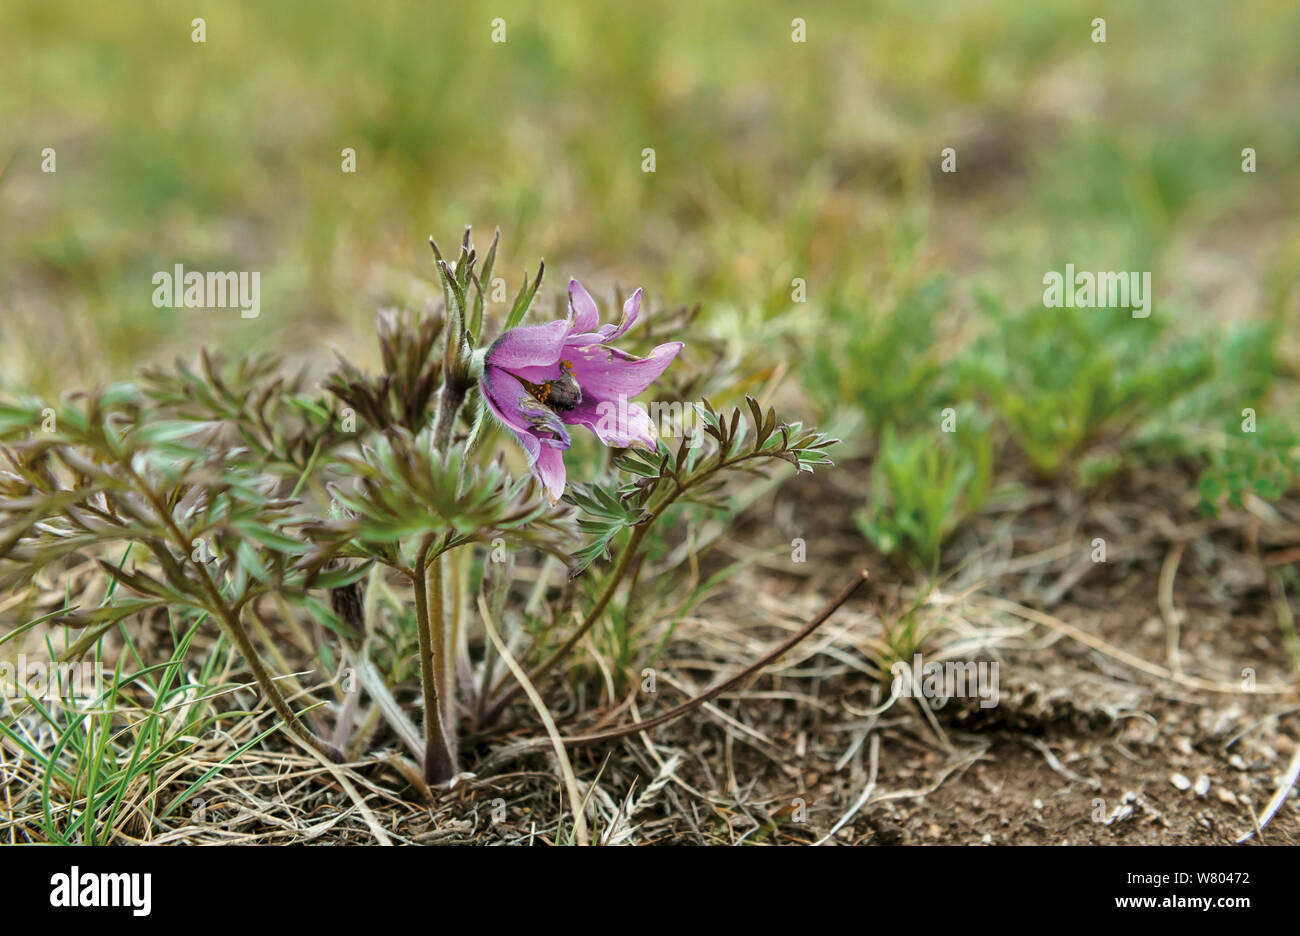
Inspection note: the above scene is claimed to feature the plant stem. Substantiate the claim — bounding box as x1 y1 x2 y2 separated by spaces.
412 537 456 783
557 570 869 746
471 570 870 775
482 448 771 724
425 547 458 767
127 466 343 762
447 546 466 728
417 359 469 781
431 382 465 455
219 601 345 762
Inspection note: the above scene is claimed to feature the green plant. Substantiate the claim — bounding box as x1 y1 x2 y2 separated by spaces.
1198 417 1299 515
0 229 841 794
857 414 992 572
962 295 1211 479
806 278 950 433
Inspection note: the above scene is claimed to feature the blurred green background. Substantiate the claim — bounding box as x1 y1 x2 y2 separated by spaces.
1 0 1298 439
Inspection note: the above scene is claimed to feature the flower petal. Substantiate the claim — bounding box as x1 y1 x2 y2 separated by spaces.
568 279 600 334
562 398 657 448
504 362 564 385
603 288 641 342
480 283 676 495
482 365 570 465
533 444 568 501
482 366 529 430
483 374 568 500
485 316 572 370
565 340 683 400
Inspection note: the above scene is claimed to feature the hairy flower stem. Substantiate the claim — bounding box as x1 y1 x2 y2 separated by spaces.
431 382 465 455
426 547 458 764
410 311 473 783
412 537 456 783
446 547 466 729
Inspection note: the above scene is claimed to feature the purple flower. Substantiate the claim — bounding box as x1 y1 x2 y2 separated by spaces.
482 279 683 500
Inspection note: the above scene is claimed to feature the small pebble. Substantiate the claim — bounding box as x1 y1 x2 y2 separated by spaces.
1193 775 1211 797
1171 773 1192 791
1106 805 1134 826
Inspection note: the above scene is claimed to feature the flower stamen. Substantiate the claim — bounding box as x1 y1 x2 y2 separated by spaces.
519 360 582 412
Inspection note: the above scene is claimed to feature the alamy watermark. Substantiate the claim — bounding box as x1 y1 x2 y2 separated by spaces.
1 654 104 703
50 866 151 917
890 653 1000 709
152 264 260 319
1042 264 1151 318
595 396 707 447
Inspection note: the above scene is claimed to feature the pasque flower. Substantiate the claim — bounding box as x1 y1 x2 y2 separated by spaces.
482 279 683 500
